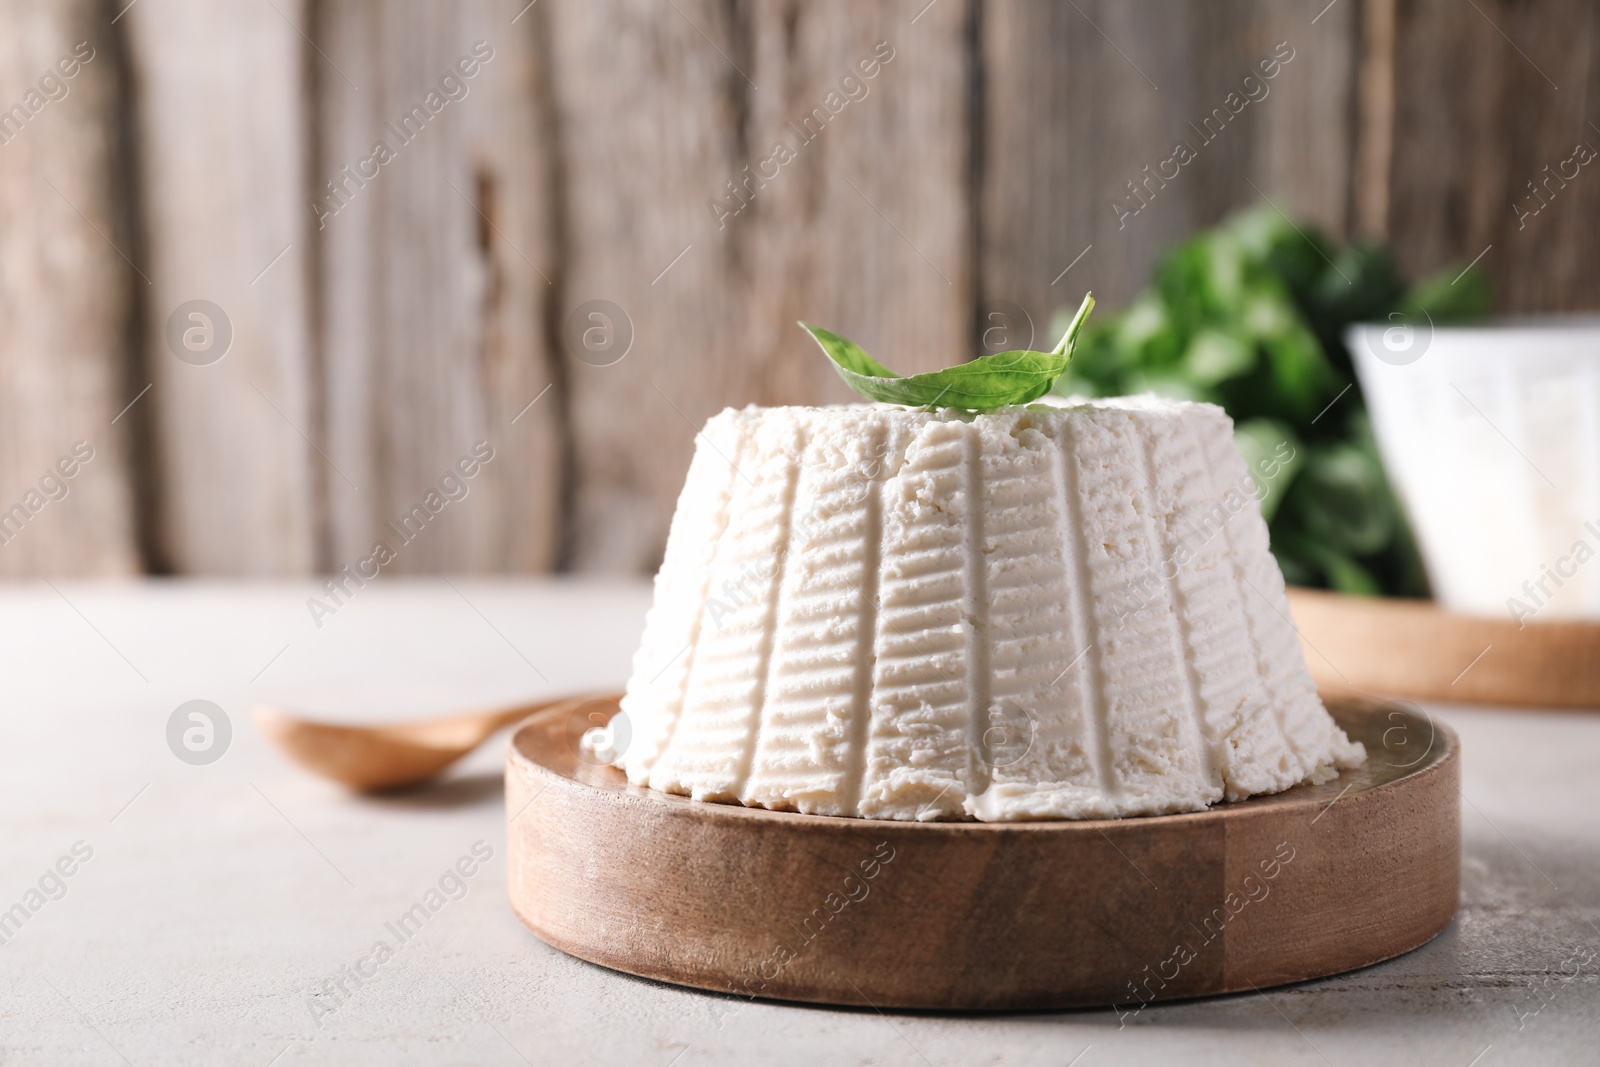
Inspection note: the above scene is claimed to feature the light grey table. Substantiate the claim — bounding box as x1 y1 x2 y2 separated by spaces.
2 580 1596 1066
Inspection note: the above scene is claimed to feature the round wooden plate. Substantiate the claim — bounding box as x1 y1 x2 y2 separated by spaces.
506 694 1459 1011
1288 586 1600 708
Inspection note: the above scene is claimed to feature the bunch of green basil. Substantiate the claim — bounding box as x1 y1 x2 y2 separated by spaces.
1049 207 1487 597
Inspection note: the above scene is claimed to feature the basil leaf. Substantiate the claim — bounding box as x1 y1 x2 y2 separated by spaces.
801 292 1095 411
829 349 1072 408
796 322 899 379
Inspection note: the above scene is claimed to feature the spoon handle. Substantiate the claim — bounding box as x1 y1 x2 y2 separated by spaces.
483 693 599 732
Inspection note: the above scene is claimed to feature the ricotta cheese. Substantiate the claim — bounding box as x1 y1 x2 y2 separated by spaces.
615 398 1365 821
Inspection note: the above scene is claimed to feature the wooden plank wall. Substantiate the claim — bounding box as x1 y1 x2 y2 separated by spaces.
549 0 974 571
1386 0 1600 310
316 0 561 574
0 0 138 576
977 0 1359 355
125 0 319 574
1 0 1596 577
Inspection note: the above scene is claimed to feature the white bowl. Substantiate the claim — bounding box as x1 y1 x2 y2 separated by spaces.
1348 316 1600 625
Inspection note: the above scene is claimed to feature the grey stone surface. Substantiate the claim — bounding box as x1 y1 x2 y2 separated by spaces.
0 580 1594 1065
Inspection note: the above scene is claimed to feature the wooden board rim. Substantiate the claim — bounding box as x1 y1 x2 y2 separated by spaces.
506 694 1460 1010
1288 586 1600 708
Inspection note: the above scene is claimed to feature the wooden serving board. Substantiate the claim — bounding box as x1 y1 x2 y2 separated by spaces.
1288 587 1600 709
506 695 1458 1011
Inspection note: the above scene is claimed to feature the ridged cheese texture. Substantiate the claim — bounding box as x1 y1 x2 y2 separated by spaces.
615 398 1366 821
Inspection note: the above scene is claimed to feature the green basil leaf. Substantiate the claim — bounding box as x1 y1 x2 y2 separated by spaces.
832 349 1072 408
796 322 899 379
802 293 1095 411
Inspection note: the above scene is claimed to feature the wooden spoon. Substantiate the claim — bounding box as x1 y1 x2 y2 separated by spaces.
253 694 592 791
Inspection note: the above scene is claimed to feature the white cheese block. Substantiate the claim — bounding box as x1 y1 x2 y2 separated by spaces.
616 398 1365 821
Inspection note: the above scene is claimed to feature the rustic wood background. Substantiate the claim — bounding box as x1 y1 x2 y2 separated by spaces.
0 0 1590 577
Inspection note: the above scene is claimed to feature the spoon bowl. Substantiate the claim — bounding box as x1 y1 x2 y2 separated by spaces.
253 694 588 791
